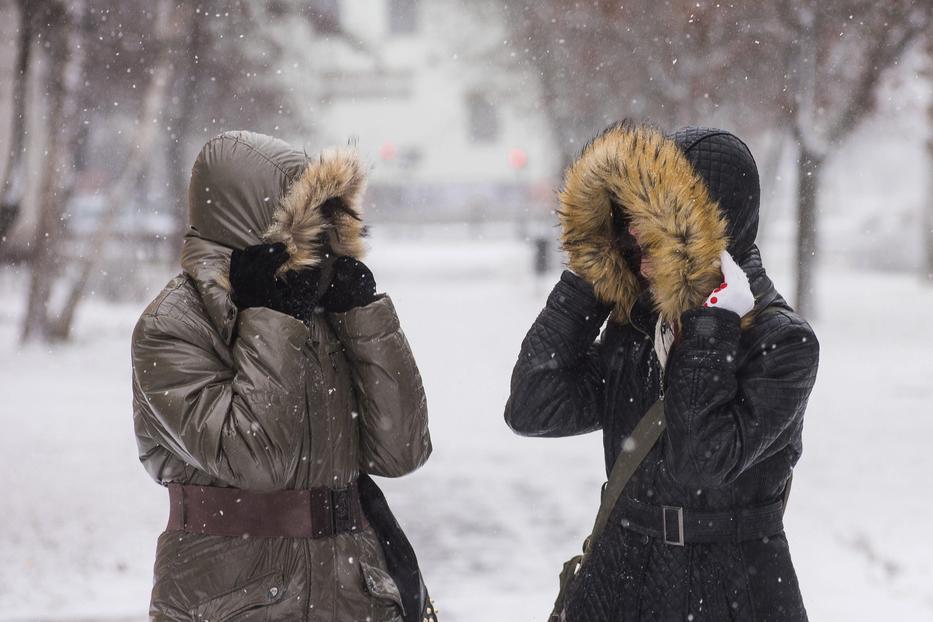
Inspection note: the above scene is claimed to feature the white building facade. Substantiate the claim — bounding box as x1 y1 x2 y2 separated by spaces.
305 0 558 223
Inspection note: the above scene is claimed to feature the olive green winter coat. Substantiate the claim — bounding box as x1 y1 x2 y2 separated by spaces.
131 131 431 621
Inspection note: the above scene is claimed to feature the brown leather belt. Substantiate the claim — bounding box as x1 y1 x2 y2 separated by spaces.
166 482 367 538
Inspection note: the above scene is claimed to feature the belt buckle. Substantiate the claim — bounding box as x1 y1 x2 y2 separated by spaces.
662 505 685 546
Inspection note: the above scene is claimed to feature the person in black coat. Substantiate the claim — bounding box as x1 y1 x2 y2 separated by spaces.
505 122 819 622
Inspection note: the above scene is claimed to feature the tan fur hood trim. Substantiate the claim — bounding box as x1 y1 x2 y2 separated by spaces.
559 123 728 325
264 147 367 273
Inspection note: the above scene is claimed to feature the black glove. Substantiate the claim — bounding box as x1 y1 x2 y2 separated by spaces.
319 256 377 313
279 267 323 323
230 242 324 323
229 243 289 311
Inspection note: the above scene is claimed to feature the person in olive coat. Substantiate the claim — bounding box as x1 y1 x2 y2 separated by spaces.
506 122 819 621
132 131 433 621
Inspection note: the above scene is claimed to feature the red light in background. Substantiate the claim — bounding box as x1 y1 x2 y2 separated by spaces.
508 148 528 170
379 141 398 161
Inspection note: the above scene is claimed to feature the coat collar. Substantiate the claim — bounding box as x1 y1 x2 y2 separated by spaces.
180 234 238 344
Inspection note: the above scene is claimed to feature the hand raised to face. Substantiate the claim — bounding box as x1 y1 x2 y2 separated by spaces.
702 250 755 317
319 257 377 313
229 243 289 311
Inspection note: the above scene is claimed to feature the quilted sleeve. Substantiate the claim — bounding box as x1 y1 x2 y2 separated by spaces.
132 307 312 491
329 295 431 478
505 270 611 437
662 306 819 487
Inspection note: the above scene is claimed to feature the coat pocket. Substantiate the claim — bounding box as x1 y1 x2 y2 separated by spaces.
190 570 285 622
360 560 405 619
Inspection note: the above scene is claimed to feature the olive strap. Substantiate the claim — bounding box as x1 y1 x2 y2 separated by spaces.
548 398 665 621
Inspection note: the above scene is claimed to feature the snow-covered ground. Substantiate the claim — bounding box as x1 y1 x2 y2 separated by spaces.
1 226 932 621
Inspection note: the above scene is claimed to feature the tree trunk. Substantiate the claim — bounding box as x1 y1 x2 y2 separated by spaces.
0 0 33 248
755 128 788 242
21 0 85 343
925 32 933 283
166 3 204 253
794 145 823 319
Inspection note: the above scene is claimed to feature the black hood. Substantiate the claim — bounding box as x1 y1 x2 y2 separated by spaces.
669 127 761 256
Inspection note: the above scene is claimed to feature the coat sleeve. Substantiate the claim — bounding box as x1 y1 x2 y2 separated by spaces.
504 270 611 437
662 306 819 487
131 307 311 491
329 295 431 478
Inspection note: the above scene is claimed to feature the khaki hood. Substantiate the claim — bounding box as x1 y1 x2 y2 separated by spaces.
558 122 729 326
186 130 367 268
180 130 367 341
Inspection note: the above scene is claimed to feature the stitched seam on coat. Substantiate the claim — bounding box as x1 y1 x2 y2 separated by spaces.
679 130 732 154
302 538 311 622
330 535 338 621
686 366 706 479
146 276 188 318
684 542 694 617
225 133 299 185
633 533 653 618
737 539 757 622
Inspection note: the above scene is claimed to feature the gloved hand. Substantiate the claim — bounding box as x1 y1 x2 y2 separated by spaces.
702 249 755 317
279 267 323 323
229 243 289 311
230 242 323 323
319 256 377 313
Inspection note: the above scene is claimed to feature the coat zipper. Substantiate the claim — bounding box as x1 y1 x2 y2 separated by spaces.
301 337 315 622
630 312 666 401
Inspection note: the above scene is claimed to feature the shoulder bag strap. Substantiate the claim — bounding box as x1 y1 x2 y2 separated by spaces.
583 398 666 559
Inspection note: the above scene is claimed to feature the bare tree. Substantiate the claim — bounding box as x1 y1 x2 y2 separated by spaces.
773 0 931 316
161 1 369 252
13 0 373 342
493 1 929 316
20 0 184 342
496 1 785 173
21 0 87 342
45 0 178 341
164 3 206 251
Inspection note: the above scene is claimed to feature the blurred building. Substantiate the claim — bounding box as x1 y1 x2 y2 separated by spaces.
304 0 559 225
0 0 559 262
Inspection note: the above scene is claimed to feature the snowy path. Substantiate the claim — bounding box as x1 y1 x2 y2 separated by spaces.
1 230 931 621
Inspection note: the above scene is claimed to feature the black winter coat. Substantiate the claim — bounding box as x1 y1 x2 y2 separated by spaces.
506 124 819 622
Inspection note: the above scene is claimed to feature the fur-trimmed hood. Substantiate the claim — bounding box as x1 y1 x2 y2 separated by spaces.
180 130 367 341
559 122 729 326
263 148 366 274
186 130 367 267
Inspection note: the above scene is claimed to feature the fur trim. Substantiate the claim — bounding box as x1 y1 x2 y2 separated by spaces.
558 122 729 326
264 147 367 274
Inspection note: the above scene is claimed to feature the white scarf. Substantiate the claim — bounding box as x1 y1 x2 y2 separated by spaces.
654 316 676 371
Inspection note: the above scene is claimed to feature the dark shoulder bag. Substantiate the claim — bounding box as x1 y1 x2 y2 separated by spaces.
358 473 437 622
548 399 666 622
320 256 437 622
